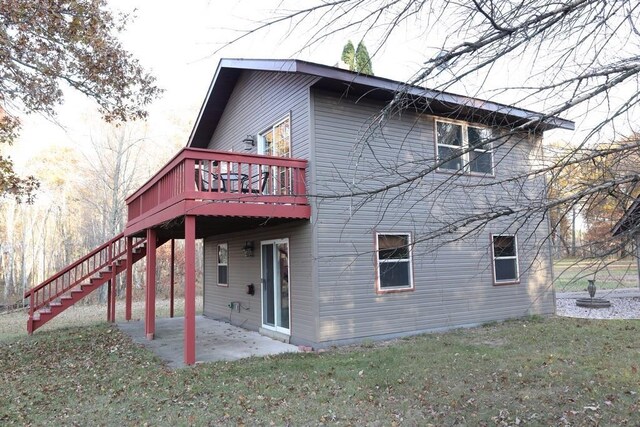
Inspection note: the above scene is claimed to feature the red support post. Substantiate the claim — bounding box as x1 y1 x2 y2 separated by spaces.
184 215 196 365
170 239 175 318
27 293 34 335
106 280 112 322
125 236 133 321
145 228 157 340
106 242 112 322
109 261 117 323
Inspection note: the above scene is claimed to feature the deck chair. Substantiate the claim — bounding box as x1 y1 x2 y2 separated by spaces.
242 170 270 194
194 168 222 192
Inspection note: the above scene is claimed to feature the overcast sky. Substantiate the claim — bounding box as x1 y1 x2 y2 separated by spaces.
10 0 580 169
11 1 434 166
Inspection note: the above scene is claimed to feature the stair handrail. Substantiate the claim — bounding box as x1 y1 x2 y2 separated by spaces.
24 233 145 317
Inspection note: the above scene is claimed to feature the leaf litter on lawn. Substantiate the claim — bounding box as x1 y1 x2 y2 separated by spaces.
0 317 638 425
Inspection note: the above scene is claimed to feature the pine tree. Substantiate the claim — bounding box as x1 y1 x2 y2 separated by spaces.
341 40 356 71
355 42 374 75
340 40 374 75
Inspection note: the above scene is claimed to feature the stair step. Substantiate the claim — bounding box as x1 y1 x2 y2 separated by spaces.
27 234 147 334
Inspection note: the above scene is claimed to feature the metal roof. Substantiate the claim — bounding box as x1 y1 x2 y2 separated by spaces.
187 58 575 148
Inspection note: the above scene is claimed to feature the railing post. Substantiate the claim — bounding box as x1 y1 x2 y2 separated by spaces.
185 158 195 198
295 167 307 196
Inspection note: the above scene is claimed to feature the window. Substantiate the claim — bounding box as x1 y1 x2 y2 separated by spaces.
491 235 519 284
258 116 292 195
258 116 291 158
375 233 414 292
436 120 493 174
217 243 228 286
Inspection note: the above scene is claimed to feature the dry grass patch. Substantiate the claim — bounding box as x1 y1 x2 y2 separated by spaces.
1 316 639 425
0 297 203 341
554 258 638 292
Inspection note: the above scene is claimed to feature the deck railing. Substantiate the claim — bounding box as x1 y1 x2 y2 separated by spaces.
23 233 145 322
126 148 309 225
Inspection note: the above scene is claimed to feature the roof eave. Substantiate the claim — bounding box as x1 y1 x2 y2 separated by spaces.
612 198 640 236
187 58 575 148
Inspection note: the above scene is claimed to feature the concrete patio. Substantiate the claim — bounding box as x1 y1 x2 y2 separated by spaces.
118 316 299 368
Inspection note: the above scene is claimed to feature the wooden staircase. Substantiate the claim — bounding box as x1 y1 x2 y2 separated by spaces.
24 233 147 334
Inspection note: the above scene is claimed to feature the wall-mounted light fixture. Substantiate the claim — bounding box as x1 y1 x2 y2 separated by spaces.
242 240 255 257
243 134 255 151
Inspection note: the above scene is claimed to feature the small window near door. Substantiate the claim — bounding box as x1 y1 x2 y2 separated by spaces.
217 243 228 286
375 233 414 292
491 235 519 284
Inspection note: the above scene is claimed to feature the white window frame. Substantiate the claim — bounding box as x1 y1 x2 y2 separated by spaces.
257 115 291 158
217 243 228 287
375 232 414 293
491 234 520 285
435 119 494 175
257 114 292 195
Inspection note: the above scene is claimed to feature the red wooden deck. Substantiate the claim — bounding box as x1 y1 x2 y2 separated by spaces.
124 148 311 236
24 148 310 365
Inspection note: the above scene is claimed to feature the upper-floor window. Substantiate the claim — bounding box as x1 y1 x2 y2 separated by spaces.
258 115 292 194
436 120 493 174
258 115 291 158
375 233 414 293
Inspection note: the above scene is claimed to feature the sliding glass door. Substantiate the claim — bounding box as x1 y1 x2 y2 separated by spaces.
261 239 290 334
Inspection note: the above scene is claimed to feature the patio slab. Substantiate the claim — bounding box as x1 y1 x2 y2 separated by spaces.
118 316 299 369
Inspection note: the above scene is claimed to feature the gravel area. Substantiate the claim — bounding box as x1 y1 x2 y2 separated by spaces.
556 294 640 319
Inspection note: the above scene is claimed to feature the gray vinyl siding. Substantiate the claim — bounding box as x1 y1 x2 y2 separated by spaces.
202 222 315 344
312 89 554 344
207 70 319 160
201 70 318 343
200 68 554 347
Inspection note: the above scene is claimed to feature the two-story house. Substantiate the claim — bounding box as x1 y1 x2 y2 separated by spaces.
25 58 574 365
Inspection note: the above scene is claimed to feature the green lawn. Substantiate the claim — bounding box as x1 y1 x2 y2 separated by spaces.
1 317 639 425
554 258 638 292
